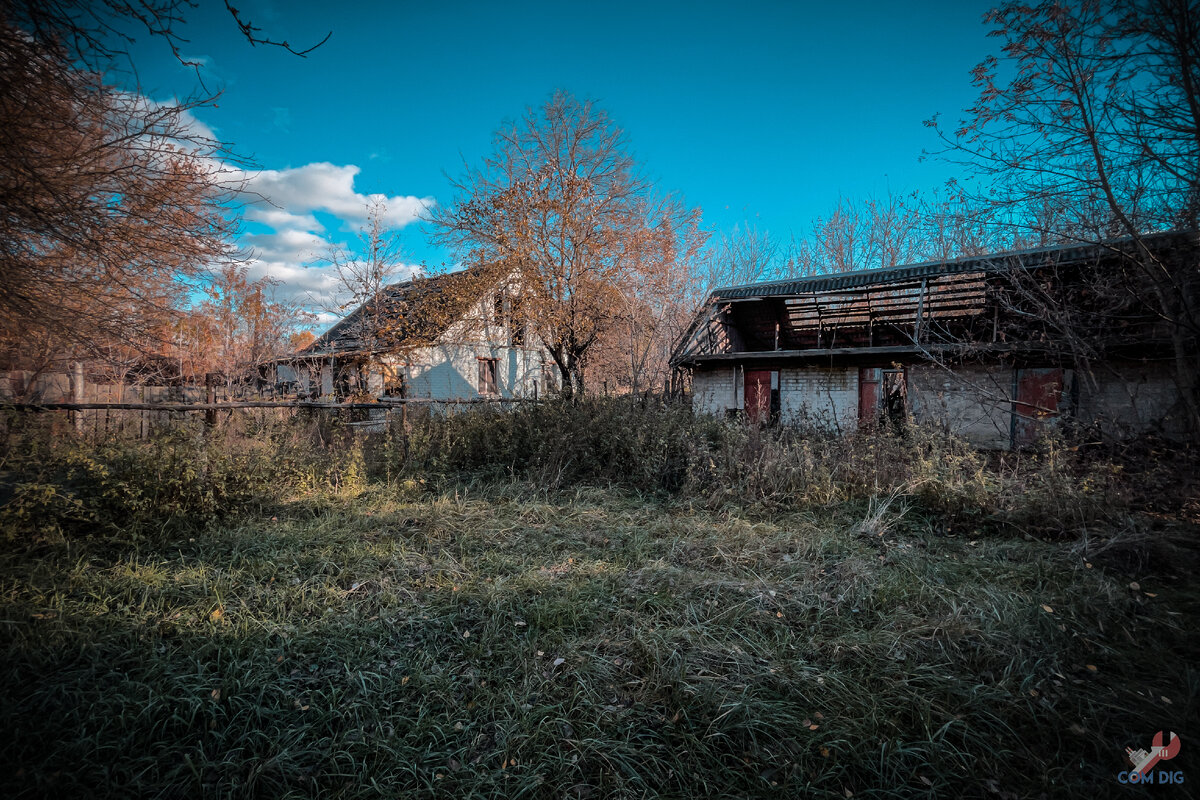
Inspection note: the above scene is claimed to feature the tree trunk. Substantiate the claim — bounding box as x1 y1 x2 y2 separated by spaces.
557 359 574 401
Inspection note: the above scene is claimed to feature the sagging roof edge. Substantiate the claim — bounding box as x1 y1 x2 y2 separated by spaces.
667 230 1197 368
674 342 1178 368
705 230 1196 301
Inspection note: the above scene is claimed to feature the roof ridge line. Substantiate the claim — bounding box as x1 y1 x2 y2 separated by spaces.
708 230 1190 298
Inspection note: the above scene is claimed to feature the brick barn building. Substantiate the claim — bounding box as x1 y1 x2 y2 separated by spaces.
671 233 1198 448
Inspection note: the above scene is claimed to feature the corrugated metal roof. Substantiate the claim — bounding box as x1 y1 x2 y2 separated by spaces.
707 232 1190 301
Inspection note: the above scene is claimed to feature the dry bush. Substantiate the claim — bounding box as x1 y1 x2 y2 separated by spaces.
401 397 710 493
398 400 1003 516
5 399 1188 557
0 413 367 543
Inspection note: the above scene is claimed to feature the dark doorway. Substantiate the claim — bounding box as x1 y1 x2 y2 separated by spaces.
859 367 907 425
882 369 907 423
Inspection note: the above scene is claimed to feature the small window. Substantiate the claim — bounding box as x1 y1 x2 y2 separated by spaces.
478 358 498 395
382 365 407 398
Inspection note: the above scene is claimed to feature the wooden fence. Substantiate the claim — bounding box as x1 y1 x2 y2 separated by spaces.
1 396 538 441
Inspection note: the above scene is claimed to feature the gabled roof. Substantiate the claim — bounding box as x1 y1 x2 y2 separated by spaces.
299 267 498 358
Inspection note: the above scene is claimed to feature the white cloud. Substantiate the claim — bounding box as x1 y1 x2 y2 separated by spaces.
244 256 423 316
173 106 219 143
245 208 324 234
243 228 328 265
241 162 432 228
232 162 435 325
108 92 222 147
103 96 424 332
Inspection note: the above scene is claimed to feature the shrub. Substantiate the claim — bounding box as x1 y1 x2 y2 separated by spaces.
0 414 367 542
4 398 1178 548
397 398 1007 513
402 397 718 493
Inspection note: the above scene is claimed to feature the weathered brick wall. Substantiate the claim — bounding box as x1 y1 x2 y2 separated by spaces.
692 358 1185 443
692 366 737 415
908 364 1016 449
779 367 858 431
1074 362 1183 438
911 362 1183 446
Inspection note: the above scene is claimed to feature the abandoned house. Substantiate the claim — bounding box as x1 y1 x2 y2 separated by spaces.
272 268 554 402
671 232 1199 448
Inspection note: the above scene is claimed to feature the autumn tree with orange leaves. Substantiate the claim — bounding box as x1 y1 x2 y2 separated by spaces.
431 92 706 399
0 1 325 384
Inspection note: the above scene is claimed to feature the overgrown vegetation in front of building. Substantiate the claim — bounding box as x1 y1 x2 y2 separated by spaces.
0 400 1196 798
3 400 1189 548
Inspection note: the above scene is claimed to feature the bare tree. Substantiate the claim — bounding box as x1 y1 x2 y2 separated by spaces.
430 91 704 399
927 0 1200 434
777 192 926 276
916 186 1004 261
591 213 707 395
0 17 237 359
6 1 330 72
316 199 411 351
193 264 312 379
703 224 783 289
815 193 923 271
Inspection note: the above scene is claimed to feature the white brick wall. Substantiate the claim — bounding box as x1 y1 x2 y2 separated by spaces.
693 358 1185 444
779 367 858 432
908 364 1015 449
692 365 857 429
1073 362 1182 438
904 362 1181 447
692 366 737 415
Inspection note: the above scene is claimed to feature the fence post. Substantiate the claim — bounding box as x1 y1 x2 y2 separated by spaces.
205 373 217 427
70 361 84 434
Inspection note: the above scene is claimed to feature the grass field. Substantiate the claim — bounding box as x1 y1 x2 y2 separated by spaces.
0 409 1197 798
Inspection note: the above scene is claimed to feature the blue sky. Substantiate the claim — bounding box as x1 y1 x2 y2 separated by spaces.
126 0 998 321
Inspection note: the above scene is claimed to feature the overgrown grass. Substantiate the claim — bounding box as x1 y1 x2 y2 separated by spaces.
0 401 1196 797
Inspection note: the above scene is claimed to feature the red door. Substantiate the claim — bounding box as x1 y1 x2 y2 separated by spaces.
1014 368 1063 446
858 367 882 423
744 370 772 424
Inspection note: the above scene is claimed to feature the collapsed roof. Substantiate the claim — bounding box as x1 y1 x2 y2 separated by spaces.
672 232 1198 367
